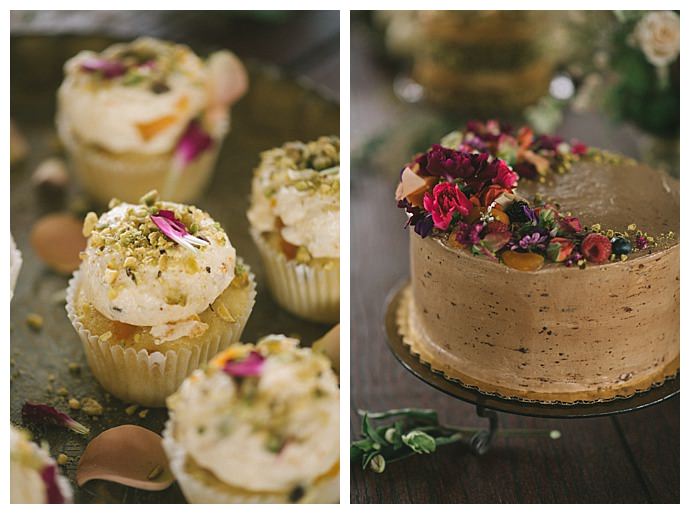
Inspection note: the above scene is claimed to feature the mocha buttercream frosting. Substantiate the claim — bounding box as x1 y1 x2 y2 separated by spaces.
397 123 679 403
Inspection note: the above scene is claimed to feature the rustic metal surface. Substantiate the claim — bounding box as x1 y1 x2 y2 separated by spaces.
10 34 338 504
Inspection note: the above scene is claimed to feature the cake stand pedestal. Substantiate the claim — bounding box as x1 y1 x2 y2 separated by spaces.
383 281 680 455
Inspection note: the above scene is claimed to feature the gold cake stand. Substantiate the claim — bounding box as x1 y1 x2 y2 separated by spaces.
383 281 680 454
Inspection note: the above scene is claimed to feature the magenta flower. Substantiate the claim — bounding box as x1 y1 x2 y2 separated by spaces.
423 182 472 230
150 210 210 252
175 120 214 167
514 231 548 251
222 351 265 377
491 160 519 189
41 465 66 504
454 222 484 245
80 58 127 79
22 402 89 435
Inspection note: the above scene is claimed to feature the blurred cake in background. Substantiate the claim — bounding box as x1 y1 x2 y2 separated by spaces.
379 11 558 115
57 37 247 204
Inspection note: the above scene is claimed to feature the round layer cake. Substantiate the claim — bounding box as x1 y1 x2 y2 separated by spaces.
396 122 679 403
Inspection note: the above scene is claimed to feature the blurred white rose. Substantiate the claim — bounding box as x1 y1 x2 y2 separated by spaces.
633 11 680 67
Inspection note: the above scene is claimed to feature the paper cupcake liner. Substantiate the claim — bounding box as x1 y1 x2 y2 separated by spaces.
10 234 22 299
162 420 339 504
250 228 339 324
65 268 256 407
57 118 226 204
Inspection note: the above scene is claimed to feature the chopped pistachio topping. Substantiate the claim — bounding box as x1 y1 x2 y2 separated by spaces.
256 136 340 197
85 193 227 276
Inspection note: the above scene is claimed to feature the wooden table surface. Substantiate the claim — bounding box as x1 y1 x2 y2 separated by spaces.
349 17 679 504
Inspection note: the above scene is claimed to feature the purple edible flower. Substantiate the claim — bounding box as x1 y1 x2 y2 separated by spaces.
175 120 214 167
454 222 484 245
150 210 210 253
22 402 89 435
512 229 549 252
523 205 538 224
80 58 127 79
41 465 66 504
222 351 265 377
411 212 434 238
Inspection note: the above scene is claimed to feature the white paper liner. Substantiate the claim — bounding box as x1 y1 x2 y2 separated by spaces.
58 119 226 204
250 228 339 324
65 267 256 407
162 420 339 504
10 234 22 299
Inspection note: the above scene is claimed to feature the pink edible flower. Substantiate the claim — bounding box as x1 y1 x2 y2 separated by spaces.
423 182 472 230
22 402 89 435
491 160 519 189
175 120 214 167
80 58 127 79
150 210 210 252
41 465 66 504
222 351 265 377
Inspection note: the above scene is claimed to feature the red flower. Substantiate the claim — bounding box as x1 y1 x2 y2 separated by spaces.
423 182 472 230
491 160 519 189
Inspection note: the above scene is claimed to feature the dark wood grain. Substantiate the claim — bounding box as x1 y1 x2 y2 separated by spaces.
350 17 679 504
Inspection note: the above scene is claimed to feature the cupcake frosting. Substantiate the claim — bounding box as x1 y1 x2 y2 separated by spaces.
10 426 72 504
58 37 246 154
248 137 340 259
80 193 235 328
167 335 339 493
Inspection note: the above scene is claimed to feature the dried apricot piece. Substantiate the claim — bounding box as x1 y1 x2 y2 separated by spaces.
501 250 544 271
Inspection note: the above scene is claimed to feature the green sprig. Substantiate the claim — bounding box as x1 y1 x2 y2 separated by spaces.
351 408 561 473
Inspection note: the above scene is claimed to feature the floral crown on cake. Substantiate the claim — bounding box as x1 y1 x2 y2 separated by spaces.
396 120 656 271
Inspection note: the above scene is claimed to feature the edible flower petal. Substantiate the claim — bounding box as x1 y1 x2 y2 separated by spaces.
423 182 472 230
22 402 89 435
175 120 213 167
41 465 66 504
80 58 127 79
150 210 210 252
222 351 265 377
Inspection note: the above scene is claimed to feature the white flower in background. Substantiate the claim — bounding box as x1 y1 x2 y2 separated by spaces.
634 11 680 67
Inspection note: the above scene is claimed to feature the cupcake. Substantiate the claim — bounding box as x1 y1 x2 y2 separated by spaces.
66 190 256 406
57 37 247 204
10 425 72 503
248 137 339 323
163 335 340 503
10 234 22 298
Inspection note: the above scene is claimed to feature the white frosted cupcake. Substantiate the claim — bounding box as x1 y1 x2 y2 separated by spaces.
163 335 340 503
10 234 22 299
10 426 72 504
66 191 256 406
248 137 339 323
57 37 247 204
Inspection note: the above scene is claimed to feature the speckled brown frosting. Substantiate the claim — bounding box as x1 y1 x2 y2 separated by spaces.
399 160 679 403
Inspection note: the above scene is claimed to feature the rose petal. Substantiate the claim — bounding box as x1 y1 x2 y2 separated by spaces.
222 351 265 377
